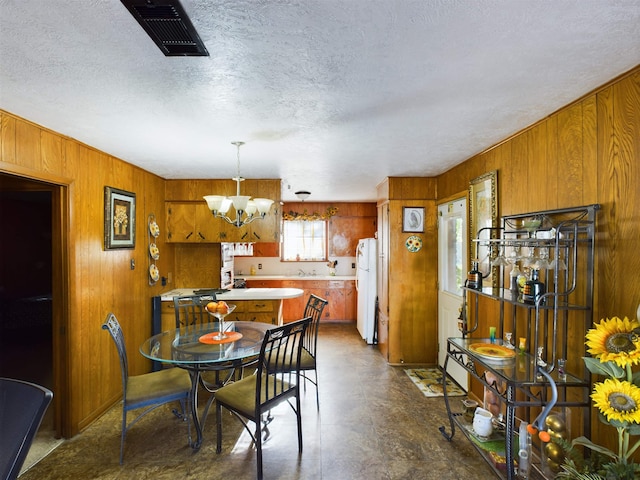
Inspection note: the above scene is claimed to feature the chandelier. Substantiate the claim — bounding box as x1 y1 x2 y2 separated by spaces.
203 141 274 227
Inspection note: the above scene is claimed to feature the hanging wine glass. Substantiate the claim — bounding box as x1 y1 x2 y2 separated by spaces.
523 246 538 267
549 250 567 270
537 247 551 269
508 243 521 264
491 244 509 268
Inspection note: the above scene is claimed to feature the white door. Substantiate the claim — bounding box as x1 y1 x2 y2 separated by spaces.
438 198 468 389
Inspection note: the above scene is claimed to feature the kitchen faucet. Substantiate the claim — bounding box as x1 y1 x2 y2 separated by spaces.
297 269 306 277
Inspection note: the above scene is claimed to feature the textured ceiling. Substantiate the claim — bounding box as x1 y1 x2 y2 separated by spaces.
1 0 639 201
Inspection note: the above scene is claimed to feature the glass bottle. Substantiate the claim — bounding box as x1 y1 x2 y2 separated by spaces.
467 260 483 290
510 264 522 295
523 269 545 305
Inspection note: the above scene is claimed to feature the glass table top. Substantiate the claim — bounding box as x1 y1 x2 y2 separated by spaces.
140 321 272 365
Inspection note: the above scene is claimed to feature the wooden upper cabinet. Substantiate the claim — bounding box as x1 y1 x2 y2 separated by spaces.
166 202 217 243
165 179 281 243
329 216 376 256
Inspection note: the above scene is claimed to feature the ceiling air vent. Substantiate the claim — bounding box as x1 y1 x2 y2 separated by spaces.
121 0 209 56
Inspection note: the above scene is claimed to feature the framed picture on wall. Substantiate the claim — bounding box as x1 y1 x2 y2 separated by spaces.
104 186 136 250
402 207 424 233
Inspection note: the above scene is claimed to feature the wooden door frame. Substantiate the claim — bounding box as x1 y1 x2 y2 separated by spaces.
1 162 72 437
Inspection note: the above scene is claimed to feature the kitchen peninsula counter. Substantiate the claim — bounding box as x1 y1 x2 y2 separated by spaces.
157 287 304 328
237 275 356 281
160 287 304 302
239 276 357 323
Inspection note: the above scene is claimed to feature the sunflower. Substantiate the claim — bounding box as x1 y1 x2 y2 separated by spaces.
592 378 640 424
585 316 640 367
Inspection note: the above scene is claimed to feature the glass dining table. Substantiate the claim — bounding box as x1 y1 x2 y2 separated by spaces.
139 321 272 449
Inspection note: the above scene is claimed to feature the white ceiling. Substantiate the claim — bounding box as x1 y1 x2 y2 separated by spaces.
1 1 639 202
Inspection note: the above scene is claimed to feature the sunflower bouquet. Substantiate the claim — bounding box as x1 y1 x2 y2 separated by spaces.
558 316 640 479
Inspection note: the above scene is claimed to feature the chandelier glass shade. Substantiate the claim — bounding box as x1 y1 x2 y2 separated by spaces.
203 142 274 227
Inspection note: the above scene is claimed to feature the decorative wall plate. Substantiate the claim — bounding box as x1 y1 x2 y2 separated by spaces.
149 221 160 238
405 235 423 252
149 243 159 260
149 264 159 282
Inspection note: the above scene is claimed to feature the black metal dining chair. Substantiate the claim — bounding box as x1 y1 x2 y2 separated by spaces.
102 313 192 464
214 316 312 480
173 294 216 330
0 377 53 480
299 294 328 408
173 294 242 389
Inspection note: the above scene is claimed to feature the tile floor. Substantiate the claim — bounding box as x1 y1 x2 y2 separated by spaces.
19 323 495 479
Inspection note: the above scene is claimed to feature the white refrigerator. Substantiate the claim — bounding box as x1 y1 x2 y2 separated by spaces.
356 238 377 344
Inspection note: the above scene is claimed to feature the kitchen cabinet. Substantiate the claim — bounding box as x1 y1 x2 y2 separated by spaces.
280 280 307 320
250 242 280 257
250 279 356 323
160 298 281 327
376 177 438 364
228 300 280 325
165 179 281 243
244 279 283 288
328 216 377 256
344 282 357 321
159 300 178 332
441 204 599 480
165 202 217 243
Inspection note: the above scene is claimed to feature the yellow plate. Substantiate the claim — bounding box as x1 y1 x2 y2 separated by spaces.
468 343 516 359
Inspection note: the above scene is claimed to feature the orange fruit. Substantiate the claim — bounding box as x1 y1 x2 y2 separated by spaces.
206 301 218 312
538 431 551 443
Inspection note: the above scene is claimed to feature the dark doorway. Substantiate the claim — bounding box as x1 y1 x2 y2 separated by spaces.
0 177 54 430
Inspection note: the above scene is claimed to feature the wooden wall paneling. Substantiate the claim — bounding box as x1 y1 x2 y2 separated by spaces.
544 115 559 211
387 177 436 200
581 95 599 205
129 168 150 375
15 120 41 171
527 122 549 209
595 81 617 319
41 130 64 174
496 143 510 217
598 72 640 317
613 72 640 316
435 162 462 201
73 144 96 427
509 133 531 215
592 70 640 455
557 102 586 207
376 202 390 360
387 201 403 362
174 243 221 288
1 113 17 164
386 199 437 364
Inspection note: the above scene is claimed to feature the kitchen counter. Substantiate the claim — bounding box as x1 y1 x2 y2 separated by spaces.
237 275 356 281
159 287 304 327
160 287 304 302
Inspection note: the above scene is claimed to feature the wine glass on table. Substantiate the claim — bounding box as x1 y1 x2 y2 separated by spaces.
205 301 236 340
